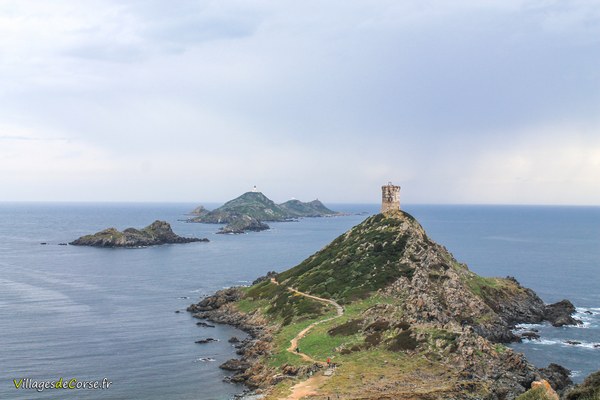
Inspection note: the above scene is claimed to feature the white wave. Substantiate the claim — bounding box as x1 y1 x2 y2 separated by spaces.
561 340 600 349
578 342 600 349
540 339 560 345
577 307 600 313
535 339 560 345
514 323 544 330
195 357 216 362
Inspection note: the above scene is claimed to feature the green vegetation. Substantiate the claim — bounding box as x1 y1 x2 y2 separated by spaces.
465 275 504 297
189 192 338 224
566 371 600 400
277 213 418 303
279 199 337 217
515 386 559 400
245 280 327 325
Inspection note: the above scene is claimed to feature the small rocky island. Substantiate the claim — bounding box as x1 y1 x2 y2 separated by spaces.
70 220 208 248
216 216 270 234
188 189 340 234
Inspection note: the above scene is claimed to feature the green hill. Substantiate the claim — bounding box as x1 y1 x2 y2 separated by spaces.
187 192 339 226
278 199 338 217
193 192 289 223
189 209 581 399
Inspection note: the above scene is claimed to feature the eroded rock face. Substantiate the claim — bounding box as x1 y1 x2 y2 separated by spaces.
566 370 600 400
539 363 573 392
544 300 582 327
70 220 208 248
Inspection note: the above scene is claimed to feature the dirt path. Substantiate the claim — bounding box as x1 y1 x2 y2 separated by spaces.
270 278 344 399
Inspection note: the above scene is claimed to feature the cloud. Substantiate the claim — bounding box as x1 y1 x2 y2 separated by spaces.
0 1 599 203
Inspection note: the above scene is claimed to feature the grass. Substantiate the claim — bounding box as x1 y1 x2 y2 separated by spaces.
276 213 417 303
296 294 402 362
465 275 504 297
319 349 461 399
263 380 295 400
516 386 560 400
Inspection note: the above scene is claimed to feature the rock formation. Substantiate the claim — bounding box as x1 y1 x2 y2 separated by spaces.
70 220 208 248
217 216 270 234
188 210 580 399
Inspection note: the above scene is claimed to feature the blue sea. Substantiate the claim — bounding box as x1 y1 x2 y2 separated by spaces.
0 203 598 399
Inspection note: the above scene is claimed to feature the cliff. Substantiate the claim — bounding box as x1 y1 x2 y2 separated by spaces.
188 210 579 399
70 220 208 248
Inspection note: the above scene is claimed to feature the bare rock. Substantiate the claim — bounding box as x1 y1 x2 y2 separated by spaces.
544 300 582 327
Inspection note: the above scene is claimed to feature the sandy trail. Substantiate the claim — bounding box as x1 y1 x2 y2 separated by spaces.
270 278 344 399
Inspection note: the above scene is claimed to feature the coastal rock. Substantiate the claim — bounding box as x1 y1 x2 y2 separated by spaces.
520 331 541 341
70 220 208 248
539 363 573 391
217 216 270 234
187 287 242 312
251 271 278 285
565 370 600 399
189 205 210 216
195 338 218 344
544 300 582 327
196 321 215 328
220 359 251 372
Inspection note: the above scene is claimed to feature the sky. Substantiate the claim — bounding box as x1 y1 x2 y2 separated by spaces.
1 0 599 205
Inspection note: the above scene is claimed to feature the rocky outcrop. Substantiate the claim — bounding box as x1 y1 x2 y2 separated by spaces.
70 220 208 248
188 287 276 388
217 216 270 234
189 205 210 216
189 210 581 399
544 299 582 327
539 363 573 392
565 370 600 399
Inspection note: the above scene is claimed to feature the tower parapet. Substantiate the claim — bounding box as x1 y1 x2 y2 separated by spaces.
381 182 401 213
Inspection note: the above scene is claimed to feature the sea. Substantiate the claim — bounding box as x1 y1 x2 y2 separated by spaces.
0 203 598 400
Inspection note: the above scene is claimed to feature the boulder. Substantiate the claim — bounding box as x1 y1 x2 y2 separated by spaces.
544 300 582 327
219 359 251 372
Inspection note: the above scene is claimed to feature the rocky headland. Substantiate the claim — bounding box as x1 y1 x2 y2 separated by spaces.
70 220 208 248
188 210 587 399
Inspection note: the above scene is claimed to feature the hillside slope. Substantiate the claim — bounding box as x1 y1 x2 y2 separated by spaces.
189 210 578 399
278 199 338 218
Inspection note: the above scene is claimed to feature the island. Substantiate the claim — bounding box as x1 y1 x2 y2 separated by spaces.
187 190 340 234
70 220 209 248
188 209 589 399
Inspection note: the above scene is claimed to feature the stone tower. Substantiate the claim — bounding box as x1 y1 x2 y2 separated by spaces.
381 182 401 213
